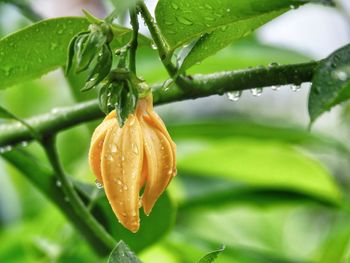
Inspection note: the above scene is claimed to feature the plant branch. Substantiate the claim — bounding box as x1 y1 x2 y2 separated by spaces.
129 7 139 74
138 1 177 77
1 149 112 255
42 136 116 250
0 61 318 147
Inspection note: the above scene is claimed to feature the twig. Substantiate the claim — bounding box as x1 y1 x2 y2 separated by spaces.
42 136 116 250
0 61 318 147
138 2 177 77
129 7 139 74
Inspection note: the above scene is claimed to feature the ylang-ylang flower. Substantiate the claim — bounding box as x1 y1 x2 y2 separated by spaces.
89 94 176 232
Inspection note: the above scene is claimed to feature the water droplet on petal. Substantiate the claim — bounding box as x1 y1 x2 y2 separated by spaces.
132 143 139 154
95 179 104 189
111 144 117 153
123 185 128 191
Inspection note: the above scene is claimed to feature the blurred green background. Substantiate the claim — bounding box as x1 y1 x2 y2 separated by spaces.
1 0 350 262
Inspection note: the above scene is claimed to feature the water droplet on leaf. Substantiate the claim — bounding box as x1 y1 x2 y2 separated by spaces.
176 16 193 25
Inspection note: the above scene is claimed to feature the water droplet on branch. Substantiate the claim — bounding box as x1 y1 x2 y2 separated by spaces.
250 88 263 97
226 91 242 101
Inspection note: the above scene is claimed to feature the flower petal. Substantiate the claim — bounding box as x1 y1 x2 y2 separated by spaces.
101 115 144 233
140 117 175 215
89 118 116 183
143 95 177 176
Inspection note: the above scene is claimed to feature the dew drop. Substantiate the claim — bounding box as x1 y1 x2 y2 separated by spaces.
56 180 62 187
268 62 279 68
64 197 70 202
205 3 213 9
117 179 122 185
121 156 125 162
107 155 114 161
205 16 215 21
171 3 179 10
123 185 128 191
162 79 174 91
0 145 12 153
111 144 117 153
95 179 104 189
290 85 301 92
250 88 263 97
50 42 58 50
334 70 348 81
151 43 158 50
226 8 231 12
176 16 193 25
226 91 242 101
271 85 281 91
132 143 139 154
20 141 29 147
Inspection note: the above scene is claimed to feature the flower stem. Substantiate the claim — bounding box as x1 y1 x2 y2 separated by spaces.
138 2 177 77
129 7 139 74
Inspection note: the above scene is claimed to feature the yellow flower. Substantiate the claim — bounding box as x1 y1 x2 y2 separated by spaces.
88 94 176 233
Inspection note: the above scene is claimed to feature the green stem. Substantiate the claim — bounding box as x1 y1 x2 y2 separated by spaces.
1 149 112 255
0 61 318 147
138 2 177 77
42 136 116 250
129 7 139 74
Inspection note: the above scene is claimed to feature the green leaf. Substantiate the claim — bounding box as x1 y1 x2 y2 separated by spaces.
0 105 16 119
177 139 342 204
308 44 350 123
108 241 142 263
0 17 89 89
0 17 151 89
155 0 319 69
196 245 225 263
178 10 285 71
167 120 348 154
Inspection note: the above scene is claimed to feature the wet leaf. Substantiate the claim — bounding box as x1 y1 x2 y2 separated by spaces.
155 0 331 70
308 44 350 124
108 241 142 263
196 245 225 263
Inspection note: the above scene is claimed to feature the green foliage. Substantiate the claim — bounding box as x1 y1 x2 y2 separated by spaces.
155 0 322 71
0 0 350 262
0 105 16 119
108 241 142 263
308 44 350 123
178 139 342 204
0 17 89 89
196 245 225 263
